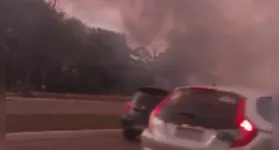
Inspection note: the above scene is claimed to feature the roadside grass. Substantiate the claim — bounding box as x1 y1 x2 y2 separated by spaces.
7 114 121 133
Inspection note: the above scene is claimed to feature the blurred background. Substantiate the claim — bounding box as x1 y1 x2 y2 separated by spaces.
4 0 279 96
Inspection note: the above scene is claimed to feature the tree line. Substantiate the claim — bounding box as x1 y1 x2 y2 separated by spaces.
4 0 158 95
4 0 214 95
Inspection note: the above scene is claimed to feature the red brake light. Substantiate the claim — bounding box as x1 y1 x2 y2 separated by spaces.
153 96 169 116
240 119 253 132
231 99 258 147
125 102 131 113
148 95 171 133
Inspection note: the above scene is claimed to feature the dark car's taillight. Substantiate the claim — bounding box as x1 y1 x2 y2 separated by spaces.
124 102 131 113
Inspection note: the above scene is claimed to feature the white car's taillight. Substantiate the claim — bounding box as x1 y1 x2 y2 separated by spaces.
148 95 171 133
231 99 258 147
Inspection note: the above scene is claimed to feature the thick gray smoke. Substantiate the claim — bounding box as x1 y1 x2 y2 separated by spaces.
59 0 279 92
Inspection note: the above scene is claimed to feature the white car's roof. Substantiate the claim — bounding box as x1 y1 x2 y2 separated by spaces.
176 85 270 100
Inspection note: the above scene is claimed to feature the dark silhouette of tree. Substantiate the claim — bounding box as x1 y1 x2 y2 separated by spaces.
5 0 155 95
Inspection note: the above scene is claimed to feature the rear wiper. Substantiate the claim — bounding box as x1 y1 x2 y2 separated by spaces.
179 112 197 119
178 112 204 125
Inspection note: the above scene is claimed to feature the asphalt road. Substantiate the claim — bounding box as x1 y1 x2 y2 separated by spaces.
7 97 124 115
7 130 141 150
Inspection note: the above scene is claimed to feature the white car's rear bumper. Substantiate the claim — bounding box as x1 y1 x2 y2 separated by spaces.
141 129 190 150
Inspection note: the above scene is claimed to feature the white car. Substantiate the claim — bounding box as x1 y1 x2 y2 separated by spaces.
141 85 272 150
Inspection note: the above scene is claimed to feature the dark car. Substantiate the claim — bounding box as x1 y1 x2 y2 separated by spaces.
121 87 169 141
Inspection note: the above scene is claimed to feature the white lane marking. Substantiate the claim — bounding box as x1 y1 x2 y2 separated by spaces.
7 129 121 141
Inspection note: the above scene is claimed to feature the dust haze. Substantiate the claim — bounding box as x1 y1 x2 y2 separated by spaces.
58 0 279 92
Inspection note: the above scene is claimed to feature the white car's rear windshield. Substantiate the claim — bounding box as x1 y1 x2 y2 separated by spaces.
158 88 242 129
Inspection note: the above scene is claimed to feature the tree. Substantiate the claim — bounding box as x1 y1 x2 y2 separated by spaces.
5 0 154 94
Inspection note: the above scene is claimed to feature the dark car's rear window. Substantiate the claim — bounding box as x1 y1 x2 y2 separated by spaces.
158 88 242 129
256 96 272 123
131 88 168 109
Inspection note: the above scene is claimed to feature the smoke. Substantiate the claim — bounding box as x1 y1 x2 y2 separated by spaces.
58 0 279 91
